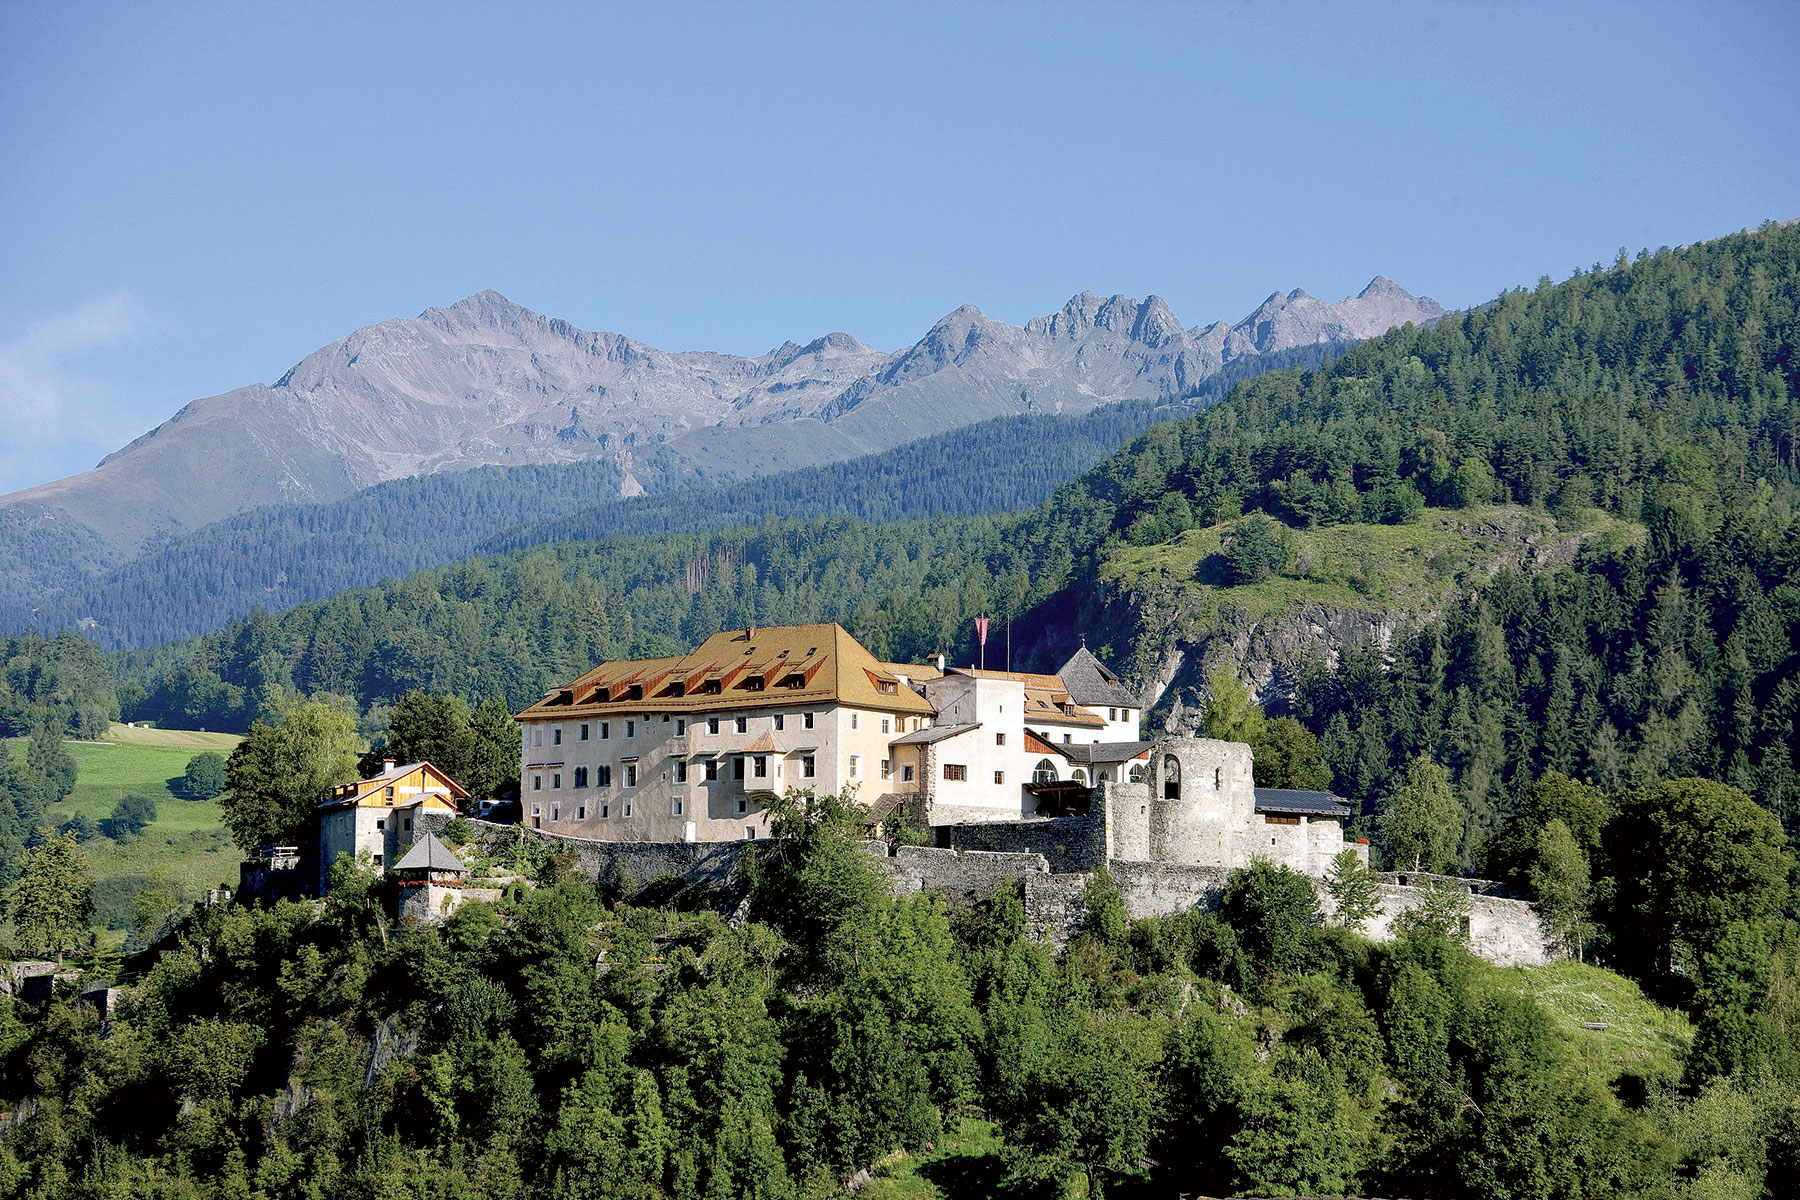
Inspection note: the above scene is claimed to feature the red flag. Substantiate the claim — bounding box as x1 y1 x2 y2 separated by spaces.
975 616 990 645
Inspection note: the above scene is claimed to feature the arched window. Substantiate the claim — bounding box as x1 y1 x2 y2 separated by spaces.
1072 768 1089 786
1128 763 1144 783
1163 755 1181 800
1033 759 1059 784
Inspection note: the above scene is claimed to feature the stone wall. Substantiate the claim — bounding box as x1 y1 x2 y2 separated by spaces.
467 819 753 900
940 813 1106 873
1109 859 1231 921
878 845 1051 906
1360 883 1550 967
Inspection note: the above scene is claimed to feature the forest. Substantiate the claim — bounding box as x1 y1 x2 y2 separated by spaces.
1 782 1796 1199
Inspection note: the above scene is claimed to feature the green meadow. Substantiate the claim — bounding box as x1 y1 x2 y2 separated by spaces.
5 724 243 944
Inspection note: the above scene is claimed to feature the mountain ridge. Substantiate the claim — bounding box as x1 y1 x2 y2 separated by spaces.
1 279 1444 560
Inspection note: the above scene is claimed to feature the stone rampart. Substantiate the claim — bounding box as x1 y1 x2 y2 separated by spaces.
878 845 1051 906
1109 859 1231 921
467 820 752 899
1362 884 1550 967
940 814 1106 873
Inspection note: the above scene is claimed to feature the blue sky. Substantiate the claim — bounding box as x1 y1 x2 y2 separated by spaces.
1 0 1796 495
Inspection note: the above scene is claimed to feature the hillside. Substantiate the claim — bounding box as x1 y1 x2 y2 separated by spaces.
0 278 1441 575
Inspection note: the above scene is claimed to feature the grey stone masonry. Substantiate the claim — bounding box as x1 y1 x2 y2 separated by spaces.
940 813 1107 873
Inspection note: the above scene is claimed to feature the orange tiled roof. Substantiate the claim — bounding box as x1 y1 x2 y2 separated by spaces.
518 624 935 721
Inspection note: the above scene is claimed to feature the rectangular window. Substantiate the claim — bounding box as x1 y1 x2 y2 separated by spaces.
574 766 589 788
577 806 585 820
1264 814 1301 826
745 826 757 840
623 802 632 817
372 853 382 865
532 774 543 791
849 755 859 779
597 764 613 787
551 772 561 789
881 758 891 780
996 732 1006 746
1109 708 1117 721
1064 734 1072 744
943 764 968 781
600 721 610 739
675 759 688 782
705 760 719 781
774 713 785 731
676 718 686 735
375 818 385 830
579 722 590 741
881 718 890 734
531 804 540 817
737 798 748 814
851 713 859 730
708 716 720 734
626 719 636 738
903 765 915 782
532 726 542 747
625 764 638 787
733 757 746 780
553 727 562 745
672 798 684 816
753 755 768 778
803 711 814 729
994 771 1005 785
551 805 559 821
735 716 748 733
403 817 412 832
601 804 610 818
802 755 816 778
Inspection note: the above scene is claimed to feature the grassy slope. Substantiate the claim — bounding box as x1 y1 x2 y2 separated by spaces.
1504 959 1694 1090
1098 503 1644 637
6 724 244 933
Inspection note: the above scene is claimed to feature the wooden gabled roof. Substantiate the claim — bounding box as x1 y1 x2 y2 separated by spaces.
320 760 469 810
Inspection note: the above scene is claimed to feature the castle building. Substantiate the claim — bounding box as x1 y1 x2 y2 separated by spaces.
515 623 1152 842
315 759 466 892
514 624 935 842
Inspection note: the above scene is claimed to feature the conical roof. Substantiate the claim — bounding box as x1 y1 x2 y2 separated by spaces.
392 833 466 874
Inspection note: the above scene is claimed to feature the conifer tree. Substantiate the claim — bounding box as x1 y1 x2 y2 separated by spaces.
11 831 93 966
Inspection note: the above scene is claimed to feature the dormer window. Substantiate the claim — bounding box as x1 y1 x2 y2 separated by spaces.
628 684 643 700
704 680 722 694
669 682 685 697
877 680 897 695
595 687 611 703
783 674 805 688
745 677 764 691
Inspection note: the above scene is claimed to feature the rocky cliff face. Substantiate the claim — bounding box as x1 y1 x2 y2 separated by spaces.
1 281 1444 555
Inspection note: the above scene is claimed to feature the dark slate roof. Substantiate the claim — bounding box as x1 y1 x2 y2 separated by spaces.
1055 646 1138 708
1058 740 1154 765
1253 788 1351 817
392 833 466 873
889 722 981 746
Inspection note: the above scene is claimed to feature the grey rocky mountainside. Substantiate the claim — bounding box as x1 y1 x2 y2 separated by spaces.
0 279 1443 556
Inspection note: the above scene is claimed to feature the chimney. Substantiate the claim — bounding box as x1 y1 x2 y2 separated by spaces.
383 758 396 773
935 653 946 671
747 625 757 640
